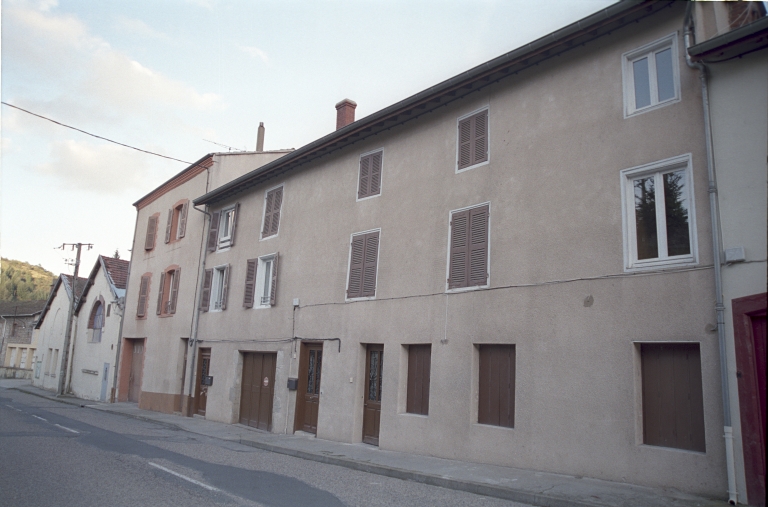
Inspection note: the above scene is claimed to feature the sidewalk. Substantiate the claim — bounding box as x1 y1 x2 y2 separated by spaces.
7 382 727 507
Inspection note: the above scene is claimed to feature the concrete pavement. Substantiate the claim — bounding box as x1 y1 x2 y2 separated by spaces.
4 380 728 507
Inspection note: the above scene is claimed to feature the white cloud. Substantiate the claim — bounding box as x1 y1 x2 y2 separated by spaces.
238 45 270 64
115 17 171 41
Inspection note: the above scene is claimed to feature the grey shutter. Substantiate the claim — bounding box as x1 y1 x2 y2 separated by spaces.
269 188 283 236
358 155 371 198
207 211 220 252
137 276 149 317
164 209 173 244
270 253 279 306
361 232 379 297
262 191 275 236
347 235 365 298
200 269 212 312
156 272 166 315
448 210 469 288
230 202 240 247
145 216 157 250
473 111 488 165
458 118 472 169
243 259 257 308
178 201 189 239
220 265 230 310
370 152 382 196
468 205 489 286
170 268 180 314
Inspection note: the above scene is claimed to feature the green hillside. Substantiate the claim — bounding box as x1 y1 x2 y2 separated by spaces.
0 258 56 301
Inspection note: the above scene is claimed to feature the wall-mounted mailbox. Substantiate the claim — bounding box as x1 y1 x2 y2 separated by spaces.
201 375 213 386
287 377 299 390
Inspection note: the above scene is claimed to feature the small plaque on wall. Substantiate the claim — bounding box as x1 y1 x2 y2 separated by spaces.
201 375 213 386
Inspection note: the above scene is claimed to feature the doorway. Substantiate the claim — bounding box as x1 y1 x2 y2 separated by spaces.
240 352 277 430
363 344 383 445
294 342 323 434
127 340 144 403
195 348 211 416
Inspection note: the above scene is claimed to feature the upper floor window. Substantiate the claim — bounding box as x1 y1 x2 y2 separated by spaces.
622 34 680 117
243 254 279 308
447 204 490 290
357 150 383 200
457 108 489 172
621 154 697 271
88 299 104 343
165 200 189 244
156 267 181 316
201 264 229 312
144 214 160 251
261 185 284 239
347 230 380 300
136 273 151 318
207 203 240 252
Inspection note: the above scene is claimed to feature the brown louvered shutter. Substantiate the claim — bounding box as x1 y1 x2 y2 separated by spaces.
200 269 212 312
473 111 488 165
262 191 275 236
178 201 189 239
229 202 240 247
361 232 379 297
358 155 370 198
220 265 230 310
448 210 469 289
347 235 365 298
156 272 166 315
478 344 515 428
270 253 279 306
207 211 220 252
406 344 431 415
164 209 173 244
269 188 283 236
169 268 180 314
370 152 382 196
469 205 489 287
458 118 472 169
145 216 158 250
243 259 257 308
137 275 150 317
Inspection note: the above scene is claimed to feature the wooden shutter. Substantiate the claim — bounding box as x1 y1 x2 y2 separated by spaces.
469 206 489 286
178 201 189 239
449 206 488 289
458 110 488 170
478 344 515 428
164 209 173 244
169 268 180 314
145 216 158 250
358 155 370 199
156 272 166 315
370 152 382 196
458 118 472 169
362 232 379 297
347 235 365 298
200 269 212 312
263 188 283 237
270 253 279 306
220 265 230 310
406 344 431 415
243 259 257 308
137 275 149 317
449 210 469 289
207 211 220 252
262 191 275 236
229 202 240 247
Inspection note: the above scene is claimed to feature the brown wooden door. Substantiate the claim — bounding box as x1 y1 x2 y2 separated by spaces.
294 343 323 434
363 344 383 445
240 352 276 431
128 340 144 403
195 349 211 416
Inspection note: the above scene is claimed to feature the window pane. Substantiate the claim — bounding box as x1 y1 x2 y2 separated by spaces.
663 170 691 256
634 176 658 259
655 48 675 102
633 57 651 109
262 260 272 302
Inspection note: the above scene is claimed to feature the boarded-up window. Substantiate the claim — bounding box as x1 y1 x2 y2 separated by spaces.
478 344 515 428
641 343 705 452
145 215 158 251
347 231 380 299
407 344 431 415
458 110 488 170
137 274 150 318
262 187 284 238
358 151 383 199
449 205 489 289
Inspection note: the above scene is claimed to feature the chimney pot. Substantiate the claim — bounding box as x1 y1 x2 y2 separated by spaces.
335 99 357 130
256 122 265 152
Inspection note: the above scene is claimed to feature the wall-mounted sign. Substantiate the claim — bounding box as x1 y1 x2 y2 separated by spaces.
201 375 213 386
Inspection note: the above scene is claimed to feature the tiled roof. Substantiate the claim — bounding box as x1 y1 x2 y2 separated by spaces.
102 256 129 290
0 299 47 317
62 274 88 300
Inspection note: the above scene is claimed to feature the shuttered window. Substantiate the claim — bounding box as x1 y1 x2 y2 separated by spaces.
207 211 220 252
165 201 190 244
156 271 166 315
478 344 515 428
178 201 189 239
137 274 150 318
358 151 383 199
145 215 158 251
406 345 431 415
243 259 258 308
246 255 279 308
457 110 488 171
262 187 284 238
641 343 705 452
448 205 489 289
200 269 213 312
169 268 180 314
347 231 380 299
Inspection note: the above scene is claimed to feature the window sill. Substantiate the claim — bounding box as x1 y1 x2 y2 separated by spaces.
399 412 429 418
445 284 489 294
345 295 376 303
624 256 697 273
356 192 382 203
637 443 706 455
624 97 679 119
472 422 515 431
456 159 489 174
260 234 278 242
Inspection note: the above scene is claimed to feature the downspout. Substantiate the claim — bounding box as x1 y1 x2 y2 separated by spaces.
112 209 137 402
683 4 737 505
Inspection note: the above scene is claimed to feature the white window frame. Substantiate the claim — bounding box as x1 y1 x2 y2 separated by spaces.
622 33 681 118
211 265 227 312
444 202 492 293
260 183 285 241
217 206 236 250
455 106 490 174
620 154 698 271
345 228 382 302
356 148 385 202
254 253 277 309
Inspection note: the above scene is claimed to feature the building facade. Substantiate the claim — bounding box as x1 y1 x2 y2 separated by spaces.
0 300 46 377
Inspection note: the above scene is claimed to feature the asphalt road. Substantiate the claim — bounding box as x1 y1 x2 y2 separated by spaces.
0 389 532 507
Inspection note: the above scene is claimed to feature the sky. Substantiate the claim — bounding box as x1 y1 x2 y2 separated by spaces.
1 0 615 278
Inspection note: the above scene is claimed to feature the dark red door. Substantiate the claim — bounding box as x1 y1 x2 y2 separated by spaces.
363 344 383 445
295 343 322 434
240 352 276 431
195 349 211 416
128 340 144 403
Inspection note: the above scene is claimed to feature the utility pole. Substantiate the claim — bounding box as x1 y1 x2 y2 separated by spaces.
57 242 92 396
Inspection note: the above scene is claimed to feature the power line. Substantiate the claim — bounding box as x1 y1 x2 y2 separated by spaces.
1 101 192 165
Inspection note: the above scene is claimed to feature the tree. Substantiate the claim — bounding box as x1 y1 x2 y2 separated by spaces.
0 258 55 301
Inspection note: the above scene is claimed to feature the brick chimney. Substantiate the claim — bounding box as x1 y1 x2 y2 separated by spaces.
335 99 357 130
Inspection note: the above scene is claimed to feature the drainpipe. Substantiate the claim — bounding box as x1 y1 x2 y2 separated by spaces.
683 4 737 505
187 203 212 416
